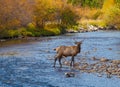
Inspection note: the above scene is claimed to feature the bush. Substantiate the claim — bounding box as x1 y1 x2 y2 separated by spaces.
92 10 103 19
38 29 56 36
47 28 61 35
0 30 9 39
19 28 34 37
27 23 36 30
0 29 20 39
60 6 78 29
8 30 18 38
45 24 61 35
104 5 120 29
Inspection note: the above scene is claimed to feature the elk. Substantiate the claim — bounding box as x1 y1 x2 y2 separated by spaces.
53 41 83 68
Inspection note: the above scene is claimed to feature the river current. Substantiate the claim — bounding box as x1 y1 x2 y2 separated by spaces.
0 30 120 87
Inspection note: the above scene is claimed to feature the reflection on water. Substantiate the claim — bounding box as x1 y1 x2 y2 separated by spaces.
0 31 120 87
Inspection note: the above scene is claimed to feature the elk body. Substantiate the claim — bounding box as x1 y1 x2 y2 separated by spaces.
53 41 83 68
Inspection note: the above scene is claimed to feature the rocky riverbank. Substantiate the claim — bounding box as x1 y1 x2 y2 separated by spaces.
63 57 120 78
67 25 118 33
0 25 118 42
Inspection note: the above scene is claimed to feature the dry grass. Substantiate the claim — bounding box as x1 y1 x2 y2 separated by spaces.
75 7 100 20
79 19 106 28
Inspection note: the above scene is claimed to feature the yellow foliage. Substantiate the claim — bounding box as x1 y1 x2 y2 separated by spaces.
102 0 115 12
104 5 120 29
79 19 106 27
76 7 100 20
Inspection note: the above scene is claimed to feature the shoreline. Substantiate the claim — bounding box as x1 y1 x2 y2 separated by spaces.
0 24 119 41
0 30 119 42
0 25 119 43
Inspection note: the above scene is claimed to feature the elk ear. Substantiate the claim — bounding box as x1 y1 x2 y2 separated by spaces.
78 41 82 44
80 40 84 43
74 41 78 44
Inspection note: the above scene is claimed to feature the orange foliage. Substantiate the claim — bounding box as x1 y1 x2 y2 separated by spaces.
0 0 33 30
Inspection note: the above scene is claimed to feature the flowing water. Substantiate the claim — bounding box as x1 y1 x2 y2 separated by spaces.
0 30 120 87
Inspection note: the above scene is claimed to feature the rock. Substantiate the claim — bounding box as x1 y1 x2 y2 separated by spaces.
108 48 112 50
92 56 99 61
100 58 109 62
97 74 102 77
65 72 75 78
79 63 88 70
106 25 117 30
111 60 120 64
63 61 70 66
74 62 80 67
87 25 99 32
98 26 104 30
67 29 78 33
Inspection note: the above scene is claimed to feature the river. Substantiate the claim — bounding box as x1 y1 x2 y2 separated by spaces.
0 30 120 87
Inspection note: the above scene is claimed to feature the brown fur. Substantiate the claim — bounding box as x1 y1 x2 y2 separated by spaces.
53 41 82 68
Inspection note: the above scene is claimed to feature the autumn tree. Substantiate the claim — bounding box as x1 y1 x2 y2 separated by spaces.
0 0 33 38
0 0 33 30
34 0 50 28
59 5 78 29
34 0 78 28
103 0 120 29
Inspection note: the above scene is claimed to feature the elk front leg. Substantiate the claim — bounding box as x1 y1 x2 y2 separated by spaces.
59 58 62 68
70 56 74 67
53 57 57 67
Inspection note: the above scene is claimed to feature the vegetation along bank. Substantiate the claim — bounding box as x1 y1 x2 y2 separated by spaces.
0 0 120 40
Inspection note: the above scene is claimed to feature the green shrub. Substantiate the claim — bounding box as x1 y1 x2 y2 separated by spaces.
48 28 61 35
27 23 36 30
72 25 79 30
27 23 37 36
8 30 17 38
0 30 9 39
33 32 41 37
45 24 61 35
39 29 54 36
19 28 34 37
0 29 20 39
60 6 78 29
27 23 36 32
40 29 61 36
